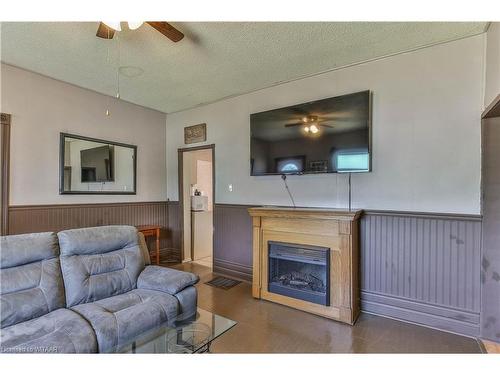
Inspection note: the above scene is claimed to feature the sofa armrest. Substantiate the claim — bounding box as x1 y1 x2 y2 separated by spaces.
137 266 199 295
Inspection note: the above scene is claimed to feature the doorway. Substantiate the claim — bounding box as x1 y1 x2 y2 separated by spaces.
1 113 11 235
178 144 215 268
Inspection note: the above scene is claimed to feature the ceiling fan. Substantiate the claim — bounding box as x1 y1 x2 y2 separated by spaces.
284 115 334 134
96 22 184 42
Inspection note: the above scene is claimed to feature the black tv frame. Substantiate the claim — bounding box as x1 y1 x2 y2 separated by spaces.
250 90 372 176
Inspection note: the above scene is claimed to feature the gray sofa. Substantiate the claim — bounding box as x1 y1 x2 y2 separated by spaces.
0 225 199 353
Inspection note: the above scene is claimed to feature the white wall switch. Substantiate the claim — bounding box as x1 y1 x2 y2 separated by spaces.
228 184 233 192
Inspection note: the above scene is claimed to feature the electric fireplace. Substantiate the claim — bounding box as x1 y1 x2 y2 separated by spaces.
268 241 330 306
249 206 361 325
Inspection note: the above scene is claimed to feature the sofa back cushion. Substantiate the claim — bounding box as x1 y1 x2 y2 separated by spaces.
58 225 145 307
0 232 65 328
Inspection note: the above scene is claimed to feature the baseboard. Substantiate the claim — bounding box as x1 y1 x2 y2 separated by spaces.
480 339 500 353
361 291 480 337
213 258 252 282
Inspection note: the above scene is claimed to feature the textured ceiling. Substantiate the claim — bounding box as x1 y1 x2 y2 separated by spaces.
0 22 488 113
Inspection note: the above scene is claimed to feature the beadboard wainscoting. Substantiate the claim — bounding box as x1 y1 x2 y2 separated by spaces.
7 201 482 336
212 204 482 337
360 211 482 337
214 204 253 281
8 200 182 263
481 116 500 342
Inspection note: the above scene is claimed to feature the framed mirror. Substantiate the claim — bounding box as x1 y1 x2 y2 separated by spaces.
59 133 137 195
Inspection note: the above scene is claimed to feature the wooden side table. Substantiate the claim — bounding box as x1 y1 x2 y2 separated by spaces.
137 225 161 265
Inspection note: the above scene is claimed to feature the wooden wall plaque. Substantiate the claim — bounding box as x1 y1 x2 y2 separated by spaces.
184 123 206 144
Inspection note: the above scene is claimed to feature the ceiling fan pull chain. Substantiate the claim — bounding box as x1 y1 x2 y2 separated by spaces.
116 33 121 99
105 31 111 116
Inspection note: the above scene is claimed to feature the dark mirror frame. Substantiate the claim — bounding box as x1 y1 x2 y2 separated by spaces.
59 132 137 195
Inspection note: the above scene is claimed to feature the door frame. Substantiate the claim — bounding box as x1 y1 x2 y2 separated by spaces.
1 113 11 235
178 144 215 265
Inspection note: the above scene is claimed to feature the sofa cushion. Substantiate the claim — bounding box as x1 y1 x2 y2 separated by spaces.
71 289 178 352
0 308 97 353
1 231 59 268
58 226 146 307
174 286 198 321
0 232 65 328
137 266 199 295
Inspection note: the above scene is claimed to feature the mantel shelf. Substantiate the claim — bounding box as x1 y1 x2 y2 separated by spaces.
248 206 363 221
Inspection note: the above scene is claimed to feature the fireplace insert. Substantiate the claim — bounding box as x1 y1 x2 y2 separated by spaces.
268 241 330 306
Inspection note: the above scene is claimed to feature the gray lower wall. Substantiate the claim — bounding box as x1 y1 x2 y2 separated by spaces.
8 201 183 263
360 211 481 337
166 200 182 256
213 204 482 337
214 204 253 281
481 117 500 342
7 200 484 336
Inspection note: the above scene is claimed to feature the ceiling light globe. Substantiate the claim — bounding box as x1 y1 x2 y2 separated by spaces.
103 21 122 31
304 126 310 133
128 21 144 30
310 124 319 133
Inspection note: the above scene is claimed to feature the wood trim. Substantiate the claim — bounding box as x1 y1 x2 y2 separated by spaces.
178 144 215 262
178 144 215 153
215 203 255 209
9 201 168 210
213 258 252 282
248 206 362 221
362 304 480 339
482 93 500 119
218 204 478 221
363 209 482 221
1 113 11 236
251 216 261 297
480 339 500 353
361 291 480 324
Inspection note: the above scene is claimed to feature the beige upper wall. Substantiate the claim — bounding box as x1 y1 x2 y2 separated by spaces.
485 22 500 107
166 35 484 214
1 63 167 205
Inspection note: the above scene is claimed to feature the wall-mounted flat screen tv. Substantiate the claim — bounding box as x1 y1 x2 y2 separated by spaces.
250 90 371 175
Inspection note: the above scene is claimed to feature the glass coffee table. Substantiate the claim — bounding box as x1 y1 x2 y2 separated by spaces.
107 308 236 353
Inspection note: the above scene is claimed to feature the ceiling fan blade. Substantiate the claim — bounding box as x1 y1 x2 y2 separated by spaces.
146 22 184 42
96 22 115 39
284 123 303 127
321 124 334 128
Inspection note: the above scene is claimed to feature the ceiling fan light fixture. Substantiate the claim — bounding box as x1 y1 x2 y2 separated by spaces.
103 21 122 31
310 124 319 133
127 21 144 30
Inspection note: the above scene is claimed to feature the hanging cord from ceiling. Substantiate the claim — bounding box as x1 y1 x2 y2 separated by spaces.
105 27 121 116
116 32 121 100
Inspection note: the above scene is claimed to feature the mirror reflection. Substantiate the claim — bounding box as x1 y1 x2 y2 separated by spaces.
60 133 136 194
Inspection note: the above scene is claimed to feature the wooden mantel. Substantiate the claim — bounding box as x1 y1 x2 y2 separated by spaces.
248 206 362 325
